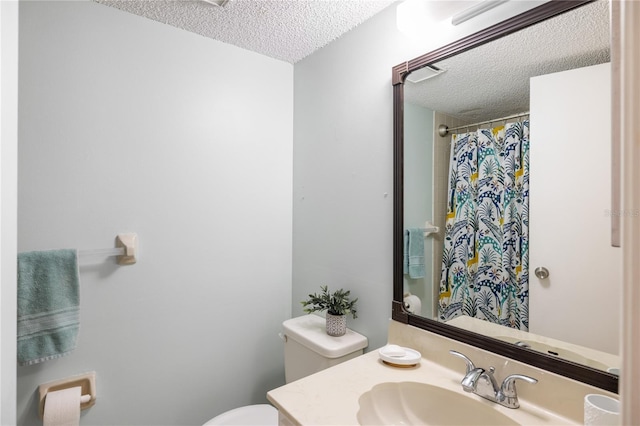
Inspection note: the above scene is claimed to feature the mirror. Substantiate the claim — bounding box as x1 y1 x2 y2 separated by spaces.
392 0 618 392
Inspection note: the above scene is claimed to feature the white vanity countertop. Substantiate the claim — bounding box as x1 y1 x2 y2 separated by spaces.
267 349 576 426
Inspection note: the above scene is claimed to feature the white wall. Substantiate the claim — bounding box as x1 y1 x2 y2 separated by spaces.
8 1 592 423
17 2 292 425
1 1 19 424
292 5 400 351
291 1 535 351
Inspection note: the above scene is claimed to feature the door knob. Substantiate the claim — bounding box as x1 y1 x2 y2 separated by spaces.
534 267 549 279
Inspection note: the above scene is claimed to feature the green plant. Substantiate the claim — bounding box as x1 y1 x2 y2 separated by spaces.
301 285 358 319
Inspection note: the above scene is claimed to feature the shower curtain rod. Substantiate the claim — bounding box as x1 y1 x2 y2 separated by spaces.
438 111 530 137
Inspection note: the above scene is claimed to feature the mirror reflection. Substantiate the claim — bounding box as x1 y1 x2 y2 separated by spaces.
402 0 619 373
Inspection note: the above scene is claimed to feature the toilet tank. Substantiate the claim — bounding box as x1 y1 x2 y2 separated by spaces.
282 315 368 383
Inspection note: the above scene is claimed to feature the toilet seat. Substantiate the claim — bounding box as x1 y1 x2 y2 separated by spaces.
204 404 278 425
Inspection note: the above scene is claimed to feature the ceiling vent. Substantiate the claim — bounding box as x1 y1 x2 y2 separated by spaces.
406 65 446 84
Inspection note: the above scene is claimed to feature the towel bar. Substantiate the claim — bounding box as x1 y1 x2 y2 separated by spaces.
422 221 439 236
78 233 137 265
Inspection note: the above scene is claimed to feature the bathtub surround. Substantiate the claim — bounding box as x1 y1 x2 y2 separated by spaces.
17 1 292 424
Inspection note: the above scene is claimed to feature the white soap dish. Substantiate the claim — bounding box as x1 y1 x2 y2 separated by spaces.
378 345 421 367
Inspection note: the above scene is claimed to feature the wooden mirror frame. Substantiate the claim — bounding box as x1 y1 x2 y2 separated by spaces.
391 0 618 393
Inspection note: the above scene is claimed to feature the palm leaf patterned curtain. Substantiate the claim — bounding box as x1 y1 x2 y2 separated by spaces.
439 121 530 330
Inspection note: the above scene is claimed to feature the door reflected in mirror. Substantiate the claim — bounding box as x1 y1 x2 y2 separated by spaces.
401 0 619 374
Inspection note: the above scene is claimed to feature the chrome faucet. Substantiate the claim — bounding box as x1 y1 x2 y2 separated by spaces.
450 350 538 409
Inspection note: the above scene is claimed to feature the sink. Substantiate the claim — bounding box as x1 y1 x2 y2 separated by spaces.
496 336 610 370
357 382 519 426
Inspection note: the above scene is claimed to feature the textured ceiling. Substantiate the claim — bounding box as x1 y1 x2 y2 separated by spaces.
405 0 610 123
93 0 609 121
94 0 396 63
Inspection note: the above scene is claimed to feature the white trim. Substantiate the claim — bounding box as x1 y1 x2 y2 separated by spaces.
0 1 19 424
618 0 640 424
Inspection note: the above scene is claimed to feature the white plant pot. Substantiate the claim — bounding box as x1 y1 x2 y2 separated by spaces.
326 313 347 337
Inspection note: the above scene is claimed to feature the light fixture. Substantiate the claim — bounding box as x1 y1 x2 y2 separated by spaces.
201 0 229 7
396 0 476 41
406 65 445 84
451 0 509 26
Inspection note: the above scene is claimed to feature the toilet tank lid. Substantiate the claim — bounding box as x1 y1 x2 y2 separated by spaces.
283 315 368 358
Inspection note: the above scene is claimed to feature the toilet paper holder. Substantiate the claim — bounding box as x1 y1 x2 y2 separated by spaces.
38 371 96 419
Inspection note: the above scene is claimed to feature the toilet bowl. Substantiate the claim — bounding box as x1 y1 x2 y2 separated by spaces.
203 314 367 425
204 404 277 425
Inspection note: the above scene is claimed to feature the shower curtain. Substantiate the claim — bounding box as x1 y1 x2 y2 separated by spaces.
439 121 530 330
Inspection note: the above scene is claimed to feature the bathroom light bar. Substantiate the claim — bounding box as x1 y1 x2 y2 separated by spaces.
201 0 229 6
451 0 509 26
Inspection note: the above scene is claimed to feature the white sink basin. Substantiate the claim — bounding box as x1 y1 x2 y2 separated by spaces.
357 381 519 426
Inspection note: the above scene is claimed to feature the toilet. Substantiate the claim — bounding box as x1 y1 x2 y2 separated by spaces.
204 314 368 425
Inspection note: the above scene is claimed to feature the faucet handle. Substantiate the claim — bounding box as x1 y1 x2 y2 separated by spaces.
500 374 538 397
449 350 476 374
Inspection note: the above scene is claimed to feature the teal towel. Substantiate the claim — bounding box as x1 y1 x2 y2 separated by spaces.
17 249 80 366
404 229 425 279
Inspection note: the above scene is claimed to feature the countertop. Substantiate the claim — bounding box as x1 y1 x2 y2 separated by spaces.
267 349 576 425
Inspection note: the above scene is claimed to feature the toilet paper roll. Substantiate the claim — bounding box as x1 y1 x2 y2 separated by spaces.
43 386 82 426
584 394 620 426
403 294 422 315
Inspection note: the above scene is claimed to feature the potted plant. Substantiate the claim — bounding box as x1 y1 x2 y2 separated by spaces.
301 285 358 336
